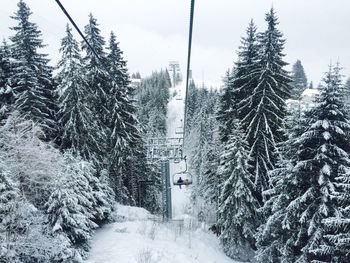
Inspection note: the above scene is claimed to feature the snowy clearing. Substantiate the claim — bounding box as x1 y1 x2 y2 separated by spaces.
86 204 240 263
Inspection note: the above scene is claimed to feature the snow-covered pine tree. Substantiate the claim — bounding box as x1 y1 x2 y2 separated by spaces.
185 80 199 131
79 162 114 225
82 13 109 128
56 24 101 161
256 101 309 263
141 160 162 214
217 20 260 144
217 69 235 143
218 120 260 261
10 0 57 138
291 60 308 100
106 31 130 88
45 155 98 254
241 9 291 202
257 64 350 263
0 40 14 121
105 30 147 204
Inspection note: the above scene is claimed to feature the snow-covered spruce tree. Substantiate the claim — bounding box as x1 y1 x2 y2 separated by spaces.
185 83 221 222
217 69 235 143
256 101 309 262
234 20 260 120
141 160 162 214
0 40 14 121
106 31 130 88
45 156 98 255
79 161 115 225
188 88 219 187
240 9 291 202
185 80 199 132
257 64 350 263
199 145 221 206
10 0 57 138
0 171 75 263
56 24 101 161
217 20 260 144
82 13 109 129
217 120 260 261
291 60 308 100
105 31 147 204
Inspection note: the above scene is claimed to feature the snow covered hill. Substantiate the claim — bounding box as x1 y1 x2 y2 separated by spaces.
86 204 239 263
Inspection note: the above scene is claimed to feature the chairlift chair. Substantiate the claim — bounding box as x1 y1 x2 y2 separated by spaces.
175 126 184 135
173 171 193 187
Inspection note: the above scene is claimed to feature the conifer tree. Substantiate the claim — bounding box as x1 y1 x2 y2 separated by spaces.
0 40 14 121
10 0 57 138
217 70 235 143
45 156 99 252
291 60 308 99
218 120 260 261
107 31 130 88
257 64 350 263
82 13 109 127
56 24 101 161
217 21 260 143
240 9 291 200
105 30 146 203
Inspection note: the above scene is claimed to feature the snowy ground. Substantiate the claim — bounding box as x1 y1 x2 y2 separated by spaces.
86 204 238 263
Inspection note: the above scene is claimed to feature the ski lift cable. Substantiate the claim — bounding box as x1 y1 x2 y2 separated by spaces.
53 0 117 84
182 0 195 151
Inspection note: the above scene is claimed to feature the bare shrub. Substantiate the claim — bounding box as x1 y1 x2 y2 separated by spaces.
137 248 153 263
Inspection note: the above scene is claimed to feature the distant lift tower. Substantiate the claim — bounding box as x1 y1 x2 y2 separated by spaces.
168 61 180 87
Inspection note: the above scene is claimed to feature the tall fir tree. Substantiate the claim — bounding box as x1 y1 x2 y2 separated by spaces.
56 24 101 161
218 120 260 261
257 64 350 263
217 69 235 143
105 30 146 203
81 13 109 167
240 9 291 202
10 0 57 138
106 31 130 88
82 13 109 127
45 157 98 254
291 60 308 100
217 20 260 143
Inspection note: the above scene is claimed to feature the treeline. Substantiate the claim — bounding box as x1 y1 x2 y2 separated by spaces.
0 0 159 261
192 8 350 263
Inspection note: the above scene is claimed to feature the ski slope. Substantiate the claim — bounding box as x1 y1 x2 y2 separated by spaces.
167 83 191 218
86 204 238 263
86 83 239 263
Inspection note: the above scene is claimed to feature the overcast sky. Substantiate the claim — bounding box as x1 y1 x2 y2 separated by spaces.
1 0 350 87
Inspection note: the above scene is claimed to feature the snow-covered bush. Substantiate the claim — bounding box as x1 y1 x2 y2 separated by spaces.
0 112 65 208
137 248 154 263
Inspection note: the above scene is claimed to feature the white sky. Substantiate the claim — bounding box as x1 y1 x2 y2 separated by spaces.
1 0 350 88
